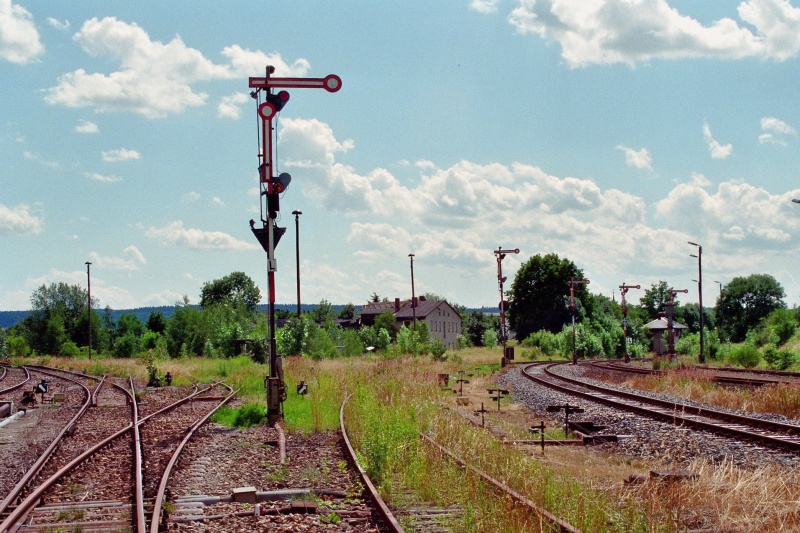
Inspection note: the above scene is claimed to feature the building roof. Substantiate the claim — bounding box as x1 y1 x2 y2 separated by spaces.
643 317 688 330
394 299 459 320
359 301 400 317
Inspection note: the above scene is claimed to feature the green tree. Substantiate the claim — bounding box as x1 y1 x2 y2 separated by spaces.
200 271 261 311
0 328 8 358
146 310 168 334
718 274 785 343
312 299 336 323
508 253 589 340
640 281 672 320
374 310 399 340
166 304 204 357
22 282 96 354
337 302 359 320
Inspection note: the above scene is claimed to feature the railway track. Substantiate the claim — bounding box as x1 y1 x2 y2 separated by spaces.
591 359 799 387
0 365 234 532
522 362 800 452
340 393 581 532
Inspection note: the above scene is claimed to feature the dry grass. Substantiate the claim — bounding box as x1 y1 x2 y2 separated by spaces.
623 369 800 420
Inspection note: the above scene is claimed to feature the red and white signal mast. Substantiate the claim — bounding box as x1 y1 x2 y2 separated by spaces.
618 283 640 363
494 247 519 366
249 66 341 425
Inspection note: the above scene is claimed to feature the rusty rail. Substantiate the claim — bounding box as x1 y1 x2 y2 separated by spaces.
591 359 794 387
130 377 146 533
0 366 93 518
0 375 215 532
420 433 581 533
339 393 404 532
522 362 800 451
149 383 237 533
0 365 30 395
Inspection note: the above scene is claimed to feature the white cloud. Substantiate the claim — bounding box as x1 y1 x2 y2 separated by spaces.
0 203 43 235
182 191 201 202
616 144 653 170
23 150 58 168
88 245 147 271
144 220 258 251
470 0 501 14
211 196 225 207
75 119 98 133
46 17 69 30
759 116 797 145
85 172 123 183
217 92 248 119
43 17 310 118
0 0 44 64
507 0 800 68
703 122 733 159
102 148 140 162
655 175 800 246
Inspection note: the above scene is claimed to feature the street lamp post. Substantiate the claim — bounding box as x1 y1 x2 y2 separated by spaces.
689 241 704 363
292 210 302 317
568 279 590 365
408 254 417 331
85 262 92 360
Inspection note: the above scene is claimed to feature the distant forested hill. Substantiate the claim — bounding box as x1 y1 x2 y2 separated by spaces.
1 303 498 329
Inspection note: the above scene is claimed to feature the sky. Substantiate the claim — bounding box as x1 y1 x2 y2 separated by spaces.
2 0 800 313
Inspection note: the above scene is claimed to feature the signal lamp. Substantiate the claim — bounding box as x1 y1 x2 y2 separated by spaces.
266 90 290 112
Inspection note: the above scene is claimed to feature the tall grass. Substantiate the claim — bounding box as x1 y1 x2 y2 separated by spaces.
340 356 659 532
625 370 800 419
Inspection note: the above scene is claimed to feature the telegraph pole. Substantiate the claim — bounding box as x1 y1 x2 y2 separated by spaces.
249 66 341 425
568 279 590 365
85 262 92 360
409 253 417 331
689 241 704 363
665 288 688 360
619 283 640 363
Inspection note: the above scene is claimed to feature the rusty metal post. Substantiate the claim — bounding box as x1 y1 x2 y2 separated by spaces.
666 288 688 360
619 284 640 363
494 248 519 365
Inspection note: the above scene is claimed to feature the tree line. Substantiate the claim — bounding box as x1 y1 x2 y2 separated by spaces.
1 255 793 370
0 272 501 361
507 253 794 368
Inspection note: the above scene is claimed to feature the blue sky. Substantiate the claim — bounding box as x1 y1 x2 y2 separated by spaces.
2 0 800 312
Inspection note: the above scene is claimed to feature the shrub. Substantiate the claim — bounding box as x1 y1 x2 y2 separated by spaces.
764 345 795 370
430 339 447 361
340 329 365 357
8 335 31 357
234 404 266 427
482 328 498 348
114 333 139 358
728 344 761 368
60 341 81 357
